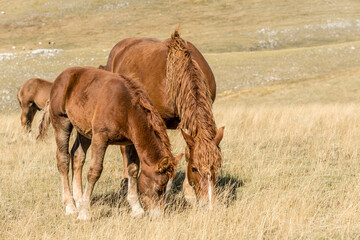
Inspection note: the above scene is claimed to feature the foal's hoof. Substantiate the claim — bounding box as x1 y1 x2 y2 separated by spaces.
77 209 91 221
131 207 145 219
65 204 77 216
148 208 162 220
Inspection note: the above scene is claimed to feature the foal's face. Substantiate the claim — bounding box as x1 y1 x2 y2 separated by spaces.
138 154 182 218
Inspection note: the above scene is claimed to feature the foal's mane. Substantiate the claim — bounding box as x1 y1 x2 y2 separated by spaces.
120 75 172 159
166 30 220 168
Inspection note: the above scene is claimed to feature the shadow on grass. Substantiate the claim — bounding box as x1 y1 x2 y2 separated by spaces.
216 173 244 206
166 170 245 211
91 171 245 215
91 178 129 208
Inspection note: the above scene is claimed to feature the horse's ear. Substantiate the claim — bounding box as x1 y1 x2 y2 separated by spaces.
181 129 194 148
213 126 225 146
174 153 183 166
158 157 170 173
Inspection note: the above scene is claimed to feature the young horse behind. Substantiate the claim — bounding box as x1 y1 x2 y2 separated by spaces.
40 66 181 220
17 78 52 134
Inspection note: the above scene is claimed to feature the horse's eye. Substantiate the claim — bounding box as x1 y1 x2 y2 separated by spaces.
192 167 198 173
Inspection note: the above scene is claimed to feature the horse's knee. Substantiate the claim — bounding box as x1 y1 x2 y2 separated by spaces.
128 163 139 178
87 165 103 183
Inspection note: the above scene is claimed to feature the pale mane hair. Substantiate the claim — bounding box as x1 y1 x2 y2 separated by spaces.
166 29 221 169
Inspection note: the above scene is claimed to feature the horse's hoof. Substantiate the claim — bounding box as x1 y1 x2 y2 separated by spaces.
148 208 162 220
65 204 77 216
77 209 90 221
131 207 144 219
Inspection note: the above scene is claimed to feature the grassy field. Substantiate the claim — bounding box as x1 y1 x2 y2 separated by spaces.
1 0 360 239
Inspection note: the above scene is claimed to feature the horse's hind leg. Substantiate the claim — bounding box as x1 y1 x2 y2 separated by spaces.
70 133 91 208
125 145 144 218
20 104 37 134
77 133 108 220
53 116 75 215
20 106 30 133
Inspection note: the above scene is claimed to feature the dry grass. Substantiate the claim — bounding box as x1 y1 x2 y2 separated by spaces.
2 77 360 238
2 0 360 239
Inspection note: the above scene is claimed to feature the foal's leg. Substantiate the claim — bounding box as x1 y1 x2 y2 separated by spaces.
53 117 75 215
77 133 108 220
119 145 129 198
70 133 91 208
125 145 144 218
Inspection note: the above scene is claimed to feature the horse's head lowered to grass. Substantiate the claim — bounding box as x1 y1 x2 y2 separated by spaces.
181 127 224 208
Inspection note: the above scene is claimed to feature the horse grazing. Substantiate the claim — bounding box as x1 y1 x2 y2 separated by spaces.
39 66 182 220
17 78 52 134
103 29 224 209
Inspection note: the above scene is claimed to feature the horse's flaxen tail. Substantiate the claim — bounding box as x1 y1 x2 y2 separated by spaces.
36 100 50 140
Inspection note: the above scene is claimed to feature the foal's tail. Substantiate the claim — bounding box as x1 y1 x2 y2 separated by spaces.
36 100 50 140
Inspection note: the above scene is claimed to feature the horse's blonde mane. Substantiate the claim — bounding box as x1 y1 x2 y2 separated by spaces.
166 30 220 169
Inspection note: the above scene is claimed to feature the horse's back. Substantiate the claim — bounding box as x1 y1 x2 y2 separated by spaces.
108 37 167 75
51 67 133 139
18 78 52 109
106 36 216 105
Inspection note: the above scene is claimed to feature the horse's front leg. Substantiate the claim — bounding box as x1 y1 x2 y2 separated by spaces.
77 133 107 220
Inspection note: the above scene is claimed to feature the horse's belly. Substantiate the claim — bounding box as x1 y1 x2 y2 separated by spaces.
108 139 133 145
67 110 93 138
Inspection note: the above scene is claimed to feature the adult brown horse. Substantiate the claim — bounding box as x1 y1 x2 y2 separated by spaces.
40 66 182 220
103 30 224 209
17 78 52 134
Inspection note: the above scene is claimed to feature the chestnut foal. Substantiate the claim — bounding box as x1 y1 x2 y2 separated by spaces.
41 67 181 220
